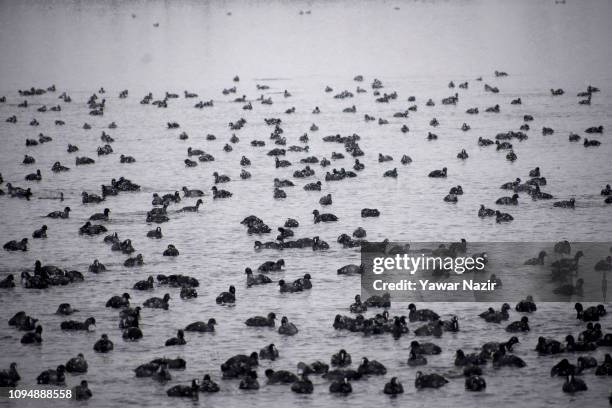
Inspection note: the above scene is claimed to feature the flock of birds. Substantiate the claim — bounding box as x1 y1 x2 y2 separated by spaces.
0 70 611 404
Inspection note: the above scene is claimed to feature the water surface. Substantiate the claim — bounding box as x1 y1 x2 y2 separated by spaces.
0 0 611 407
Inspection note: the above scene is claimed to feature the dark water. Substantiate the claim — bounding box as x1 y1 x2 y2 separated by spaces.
0 0 611 407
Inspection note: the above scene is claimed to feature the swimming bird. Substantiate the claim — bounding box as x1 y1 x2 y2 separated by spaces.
293 274 312 290
213 172 231 184
54 303 76 317
357 357 386 375
297 361 329 377
278 316 298 335
478 137 494 146
551 359 578 377
88 259 106 273
525 251 547 265
32 225 47 238
147 227 162 238
185 318 217 332
124 254 144 267
259 343 279 360
409 304 440 322
106 293 130 308
594 256 612 271
478 205 496 217
122 323 143 340
361 208 380 217
313 210 338 223
133 276 153 290
163 244 179 256
93 334 113 352
553 279 584 296
61 317 96 331
165 329 186 346
167 379 199 398
495 210 513 223
291 374 314 394
258 259 285 272
144 293 171 309
331 349 351 367
10 311 38 330
551 250 584 276
146 359 184 373
25 169 42 181
455 349 486 366
496 194 519 205
565 334 597 352
465 375 486 391
481 336 520 358
3 238 28 251
79 221 108 235
319 193 332 206
200 374 220 392
179 286 197 299
182 186 204 197
150 361 172 383
407 349 427 366
212 186 232 199
536 337 564 354
353 159 365 171
506 316 529 332
411 340 441 355
51 161 70 172
266 369 299 384
428 167 447 178
573 357 595 374
595 354 612 375
66 353 88 373
279 279 301 293
415 371 448 389
478 303 510 323
0 275 16 288
37 365 65 385
47 207 70 219
350 295 367 313
579 323 602 342
492 345 526 368
21 325 43 344
329 378 352 394
515 295 537 312
583 138 601 147
274 188 286 199
216 285 236 304
304 181 321 191
562 374 587 393
89 208 110 221
553 198 575 208
276 227 294 241
0 363 20 387
246 312 276 327
239 371 259 390
221 352 259 379
383 168 398 178
5 184 32 199
245 268 273 287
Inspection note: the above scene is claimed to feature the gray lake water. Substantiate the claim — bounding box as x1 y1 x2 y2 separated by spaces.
0 0 611 407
